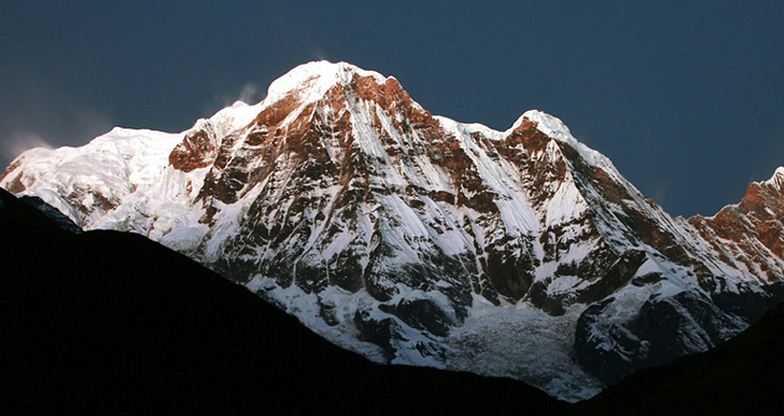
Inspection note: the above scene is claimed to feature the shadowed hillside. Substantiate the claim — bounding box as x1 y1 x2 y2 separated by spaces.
0 188 567 414
575 295 784 415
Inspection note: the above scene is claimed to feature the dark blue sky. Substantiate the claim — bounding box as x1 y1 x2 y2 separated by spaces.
2 1 783 217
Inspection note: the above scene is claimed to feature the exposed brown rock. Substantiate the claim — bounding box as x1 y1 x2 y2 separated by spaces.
169 128 218 173
0 159 26 193
688 175 784 282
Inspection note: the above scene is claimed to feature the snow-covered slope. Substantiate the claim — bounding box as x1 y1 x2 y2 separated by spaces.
3 61 784 402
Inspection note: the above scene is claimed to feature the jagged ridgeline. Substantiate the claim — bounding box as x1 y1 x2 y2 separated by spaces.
3 61 784 401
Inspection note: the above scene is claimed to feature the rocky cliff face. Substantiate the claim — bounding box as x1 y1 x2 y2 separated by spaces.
3 61 783 401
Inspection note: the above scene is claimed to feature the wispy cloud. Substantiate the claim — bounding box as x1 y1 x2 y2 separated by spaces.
0 133 52 161
648 180 669 209
238 82 263 104
209 81 266 114
311 47 329 61
0 64 114 169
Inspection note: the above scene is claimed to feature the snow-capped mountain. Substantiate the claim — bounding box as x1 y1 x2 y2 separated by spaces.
3 61 783 401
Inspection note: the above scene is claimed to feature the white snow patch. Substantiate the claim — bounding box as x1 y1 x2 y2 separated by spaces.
447 297 604 402
264 61 388 108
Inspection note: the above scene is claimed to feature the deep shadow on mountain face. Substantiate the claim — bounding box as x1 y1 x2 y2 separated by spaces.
0 188 568 414
575 297 784 415
2 186 783 415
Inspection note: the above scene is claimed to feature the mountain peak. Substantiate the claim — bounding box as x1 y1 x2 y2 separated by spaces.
512 109 619 175
765 166 784 192
264 60 390 107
